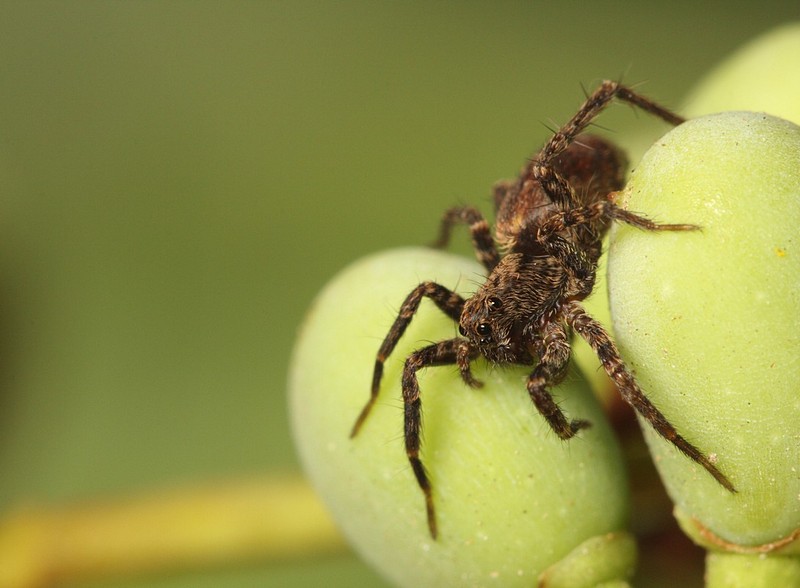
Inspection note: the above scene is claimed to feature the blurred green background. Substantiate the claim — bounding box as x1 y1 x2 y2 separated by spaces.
0 2 797 586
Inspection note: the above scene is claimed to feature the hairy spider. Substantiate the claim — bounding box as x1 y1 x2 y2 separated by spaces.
350 81 735 539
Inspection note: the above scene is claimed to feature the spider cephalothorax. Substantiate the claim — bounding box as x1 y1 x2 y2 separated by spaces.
459 254 566 365
350 81 735 539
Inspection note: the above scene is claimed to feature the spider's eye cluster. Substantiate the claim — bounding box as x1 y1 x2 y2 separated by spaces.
457 296 503 343
475 322 494 346
457 321 493 343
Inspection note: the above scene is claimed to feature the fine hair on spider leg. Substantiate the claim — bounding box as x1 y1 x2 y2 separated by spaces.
351 80 735 540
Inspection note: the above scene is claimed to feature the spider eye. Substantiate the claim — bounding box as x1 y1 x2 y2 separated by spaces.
476 322 491 336
488 296 502 310
458 324 466 337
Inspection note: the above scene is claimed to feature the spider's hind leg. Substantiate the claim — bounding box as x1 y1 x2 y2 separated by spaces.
537 199 700 239
538 80 685 165
528 81 685 210
431 206 500 272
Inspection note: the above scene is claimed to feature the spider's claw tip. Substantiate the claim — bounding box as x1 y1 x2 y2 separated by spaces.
425 502 439 539
349 416 365 439
571 418 592 433
715 471 737 493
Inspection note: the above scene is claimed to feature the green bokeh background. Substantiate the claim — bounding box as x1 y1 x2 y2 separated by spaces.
0 3 797 587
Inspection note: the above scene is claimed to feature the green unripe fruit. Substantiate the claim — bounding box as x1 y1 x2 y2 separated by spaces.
608 111 800 551
684 23 800 124
289 248 635 587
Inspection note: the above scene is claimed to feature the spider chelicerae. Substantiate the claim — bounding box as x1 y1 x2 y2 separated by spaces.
350 81 735 539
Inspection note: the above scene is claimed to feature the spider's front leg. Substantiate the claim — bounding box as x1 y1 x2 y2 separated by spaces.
430 206 500 272
402 337 479 539
526 320 591 439
350 282 467 438
563 301 736 493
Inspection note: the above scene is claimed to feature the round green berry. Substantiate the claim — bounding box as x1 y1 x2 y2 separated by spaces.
608 111 800 549
290 247 635 587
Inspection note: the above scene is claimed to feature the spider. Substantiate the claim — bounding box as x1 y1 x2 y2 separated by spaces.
350 80 735 539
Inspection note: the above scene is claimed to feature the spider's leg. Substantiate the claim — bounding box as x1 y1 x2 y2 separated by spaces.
430 206 500 271
526 321 591 439
350 282 465 438
402 337 474 539
456 337 482 388
537 200 699 239
538 80 685 164
492 179 517 213
563 301 736 492
526 80 685 209
534 202 699 301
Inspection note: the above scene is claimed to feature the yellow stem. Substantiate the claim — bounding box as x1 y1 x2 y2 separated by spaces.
0 474 346 588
